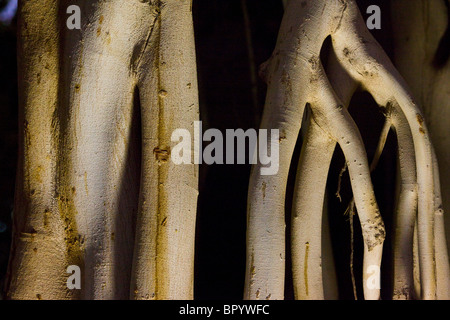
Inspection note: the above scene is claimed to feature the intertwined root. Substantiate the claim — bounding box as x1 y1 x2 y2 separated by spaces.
8 0 199 300
245 0 449 300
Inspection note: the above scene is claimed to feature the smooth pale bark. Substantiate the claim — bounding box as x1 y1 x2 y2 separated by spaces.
246 0 447 300
246 0 386 300
291 112 335 300
390 104 418 300
291 22 357 302
331 1 444 299
7 0 198 300
6 0 74 300
130 0 199 300
391 0 450 299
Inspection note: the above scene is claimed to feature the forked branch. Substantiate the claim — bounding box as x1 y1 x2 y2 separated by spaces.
246 0 449 300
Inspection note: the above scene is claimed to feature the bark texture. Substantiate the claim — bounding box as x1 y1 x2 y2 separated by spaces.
7 0 199 300
391 0 450 299
245 0 448 300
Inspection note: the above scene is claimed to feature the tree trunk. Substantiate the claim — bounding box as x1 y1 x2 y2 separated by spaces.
391 0 450 299
6 0 199 300
245 0 448 300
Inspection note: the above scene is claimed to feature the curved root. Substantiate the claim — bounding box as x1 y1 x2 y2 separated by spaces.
245 0 449 300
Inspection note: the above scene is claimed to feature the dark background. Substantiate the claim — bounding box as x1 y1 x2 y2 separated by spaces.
0 0 398 300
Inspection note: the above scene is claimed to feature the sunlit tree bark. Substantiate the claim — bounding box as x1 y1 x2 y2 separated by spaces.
245 0 449 300
391 0 450 299
6 0 199 300
6 0 450 302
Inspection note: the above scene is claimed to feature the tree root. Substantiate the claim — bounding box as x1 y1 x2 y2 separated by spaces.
245 0 449 300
